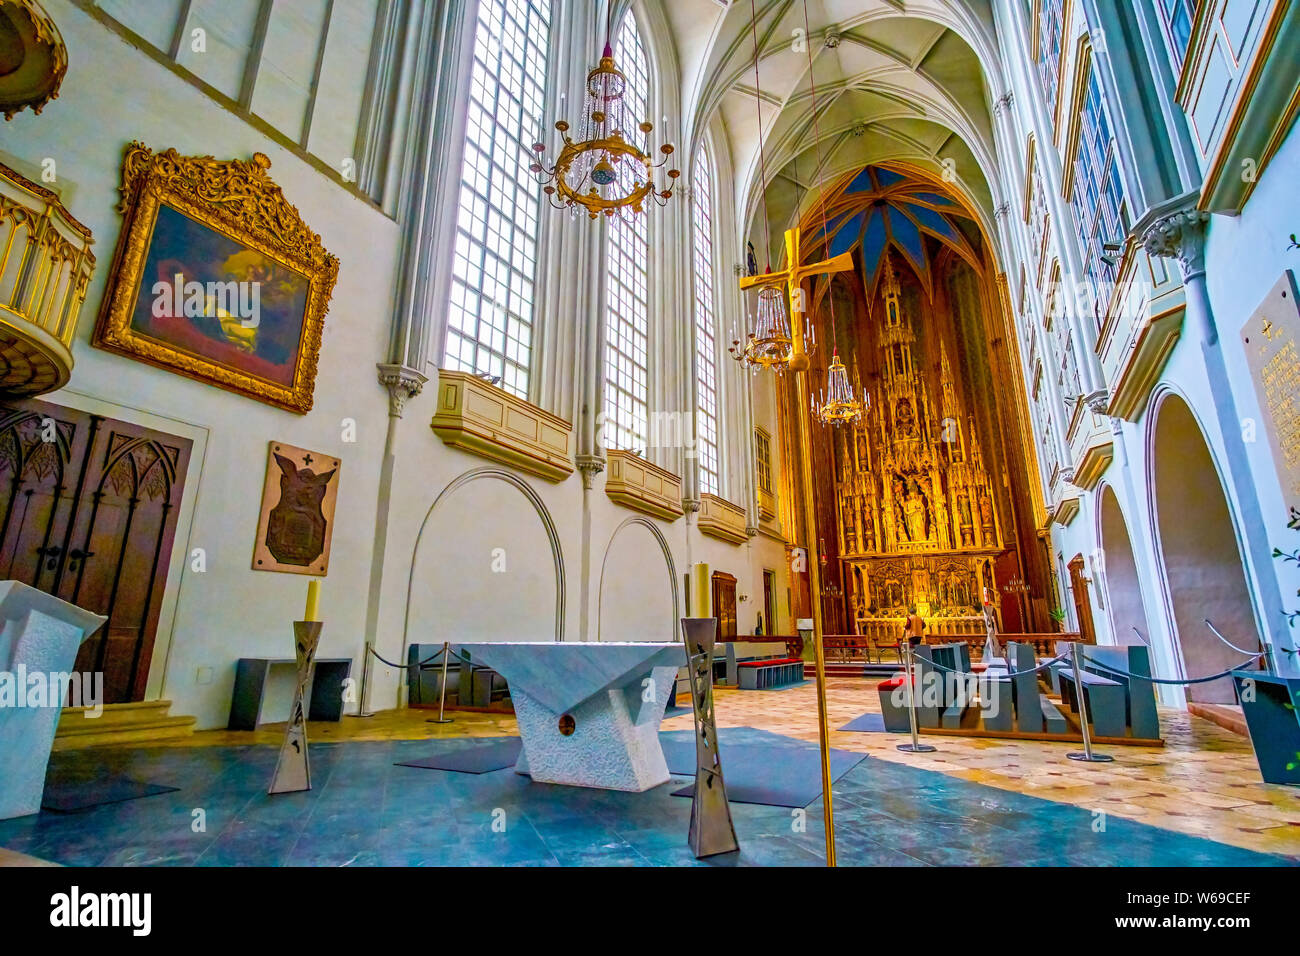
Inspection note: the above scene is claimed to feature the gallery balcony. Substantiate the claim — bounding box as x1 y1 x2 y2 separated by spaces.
0 161 96 397
1095 236 1186 422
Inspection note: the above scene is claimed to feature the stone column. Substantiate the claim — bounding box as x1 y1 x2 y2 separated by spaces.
1142 208 1289 659
363 363 428 711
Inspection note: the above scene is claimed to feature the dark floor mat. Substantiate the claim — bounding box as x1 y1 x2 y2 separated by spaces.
837 712 889 733
394 737 522 774
41 778 180 813
660 727 866 808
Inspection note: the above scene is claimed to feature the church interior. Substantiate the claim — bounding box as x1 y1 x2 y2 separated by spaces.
0 0 1298 874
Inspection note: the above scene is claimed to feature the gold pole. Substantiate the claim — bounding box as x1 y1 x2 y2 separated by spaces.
792 363 837 867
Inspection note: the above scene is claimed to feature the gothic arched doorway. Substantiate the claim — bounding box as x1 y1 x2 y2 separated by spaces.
1098 484 1152 646
1151 394 1260 703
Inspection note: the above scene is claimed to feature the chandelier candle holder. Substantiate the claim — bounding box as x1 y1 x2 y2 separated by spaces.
812 349 870 427
728 285 818 373
530 44 679 221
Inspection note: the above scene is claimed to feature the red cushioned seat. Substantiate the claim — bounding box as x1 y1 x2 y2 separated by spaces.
737 657 802 667
877 676 912 690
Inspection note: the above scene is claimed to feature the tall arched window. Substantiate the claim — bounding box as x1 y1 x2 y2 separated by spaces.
691 147 721 496
603 14 651 454
1069 63 1129 332
443 0 551 398
1033 0 1065 114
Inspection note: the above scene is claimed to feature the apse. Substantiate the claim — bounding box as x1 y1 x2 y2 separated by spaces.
790 164 1052 638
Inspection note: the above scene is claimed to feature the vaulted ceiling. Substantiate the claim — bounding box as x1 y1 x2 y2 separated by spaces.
657 0 1008 270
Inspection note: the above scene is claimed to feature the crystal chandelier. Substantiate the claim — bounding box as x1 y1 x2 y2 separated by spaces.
530 43 679 221
812 349 870 427
728 286 817 373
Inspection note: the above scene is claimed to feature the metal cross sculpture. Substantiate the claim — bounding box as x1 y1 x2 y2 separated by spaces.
681 617 738 858
268 619 323 794
738 226 856 372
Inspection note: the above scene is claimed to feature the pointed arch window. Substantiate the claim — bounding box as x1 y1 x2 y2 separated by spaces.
603 13 652 453
1068 62 1129 332
691 147 722 496
1033 0 1066 115
443 0 551 398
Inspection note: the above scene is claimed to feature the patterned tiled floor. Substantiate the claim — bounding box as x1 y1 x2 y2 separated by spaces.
0 730 1289 867
4 679 1295 866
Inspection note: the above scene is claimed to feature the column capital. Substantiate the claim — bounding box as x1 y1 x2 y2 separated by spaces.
1141 209 1211 281
376 363 428 418
994 91 1014 117
1083 388 1111 416
576 454 605 490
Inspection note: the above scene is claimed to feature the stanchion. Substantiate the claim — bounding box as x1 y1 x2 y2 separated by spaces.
1066 641 1113 763
427 641 454 725
351 639 376 718
896 641 936 754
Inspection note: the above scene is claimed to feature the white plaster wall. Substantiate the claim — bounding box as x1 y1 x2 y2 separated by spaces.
1202 122 1300 645
1097 484 1152 649
597 520 676 642
4 0 399 729
407 475 559 648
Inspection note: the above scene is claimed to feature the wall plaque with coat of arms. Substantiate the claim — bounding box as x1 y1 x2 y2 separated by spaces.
252 441 340 575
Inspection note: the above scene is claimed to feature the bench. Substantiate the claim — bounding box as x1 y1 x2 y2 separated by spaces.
1057 667 1126 738
737 656 804 690
877 674 914 732
406 644 510 708
407 643 463 706
228 657 352 730
1080 645 1160 740
723 641 791 686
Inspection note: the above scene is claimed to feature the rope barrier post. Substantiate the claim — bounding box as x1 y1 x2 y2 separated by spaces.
353 640 375 719
427 641 454 725
1067 641 1113 763
897 640 936 754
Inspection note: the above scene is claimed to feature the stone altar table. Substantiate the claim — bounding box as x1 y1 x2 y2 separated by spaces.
0 581 107 820
454 642 686 792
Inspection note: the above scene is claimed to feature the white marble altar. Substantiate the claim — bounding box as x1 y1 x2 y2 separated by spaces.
455 642 686 792
0 581 107 820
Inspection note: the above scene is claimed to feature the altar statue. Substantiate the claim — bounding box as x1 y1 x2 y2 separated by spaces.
903 488 929 541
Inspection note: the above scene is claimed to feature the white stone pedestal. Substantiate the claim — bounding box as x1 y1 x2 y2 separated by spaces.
0 581 107 820
456 642 686 792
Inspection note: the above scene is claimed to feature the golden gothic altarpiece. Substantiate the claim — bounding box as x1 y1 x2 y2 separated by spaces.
819 256 1010 636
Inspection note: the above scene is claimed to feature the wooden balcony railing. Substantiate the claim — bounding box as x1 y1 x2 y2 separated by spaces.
0 161 96 397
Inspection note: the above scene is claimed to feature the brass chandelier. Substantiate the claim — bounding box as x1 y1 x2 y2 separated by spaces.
812 349 869 427
530 41 679 221
728 286 816 373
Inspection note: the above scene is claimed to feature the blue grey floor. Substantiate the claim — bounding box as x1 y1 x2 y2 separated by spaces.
0 729 1292 867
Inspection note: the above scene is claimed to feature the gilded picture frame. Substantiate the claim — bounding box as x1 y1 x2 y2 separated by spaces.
92 142 339 413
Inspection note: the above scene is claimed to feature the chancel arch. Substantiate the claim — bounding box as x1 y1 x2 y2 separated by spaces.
1149 392 1261 703
1097 483 1153 648
786 163 1052 640
597 516 679 642
403 468 566 666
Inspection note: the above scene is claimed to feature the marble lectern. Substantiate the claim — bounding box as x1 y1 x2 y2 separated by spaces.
455 642 686 791
0 581 107 820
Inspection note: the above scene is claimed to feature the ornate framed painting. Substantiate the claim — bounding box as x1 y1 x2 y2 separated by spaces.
92 142 339 413
252 442 341 575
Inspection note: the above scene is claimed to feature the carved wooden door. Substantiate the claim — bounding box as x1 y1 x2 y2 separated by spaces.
994 549 1024 633
1068 553 1096 644
712 571 737 643
0 398 191 703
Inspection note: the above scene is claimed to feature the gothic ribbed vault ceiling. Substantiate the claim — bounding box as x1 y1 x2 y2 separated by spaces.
659 0 1005 268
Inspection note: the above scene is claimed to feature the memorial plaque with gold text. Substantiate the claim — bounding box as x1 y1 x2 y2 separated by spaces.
1242 271 1300 515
